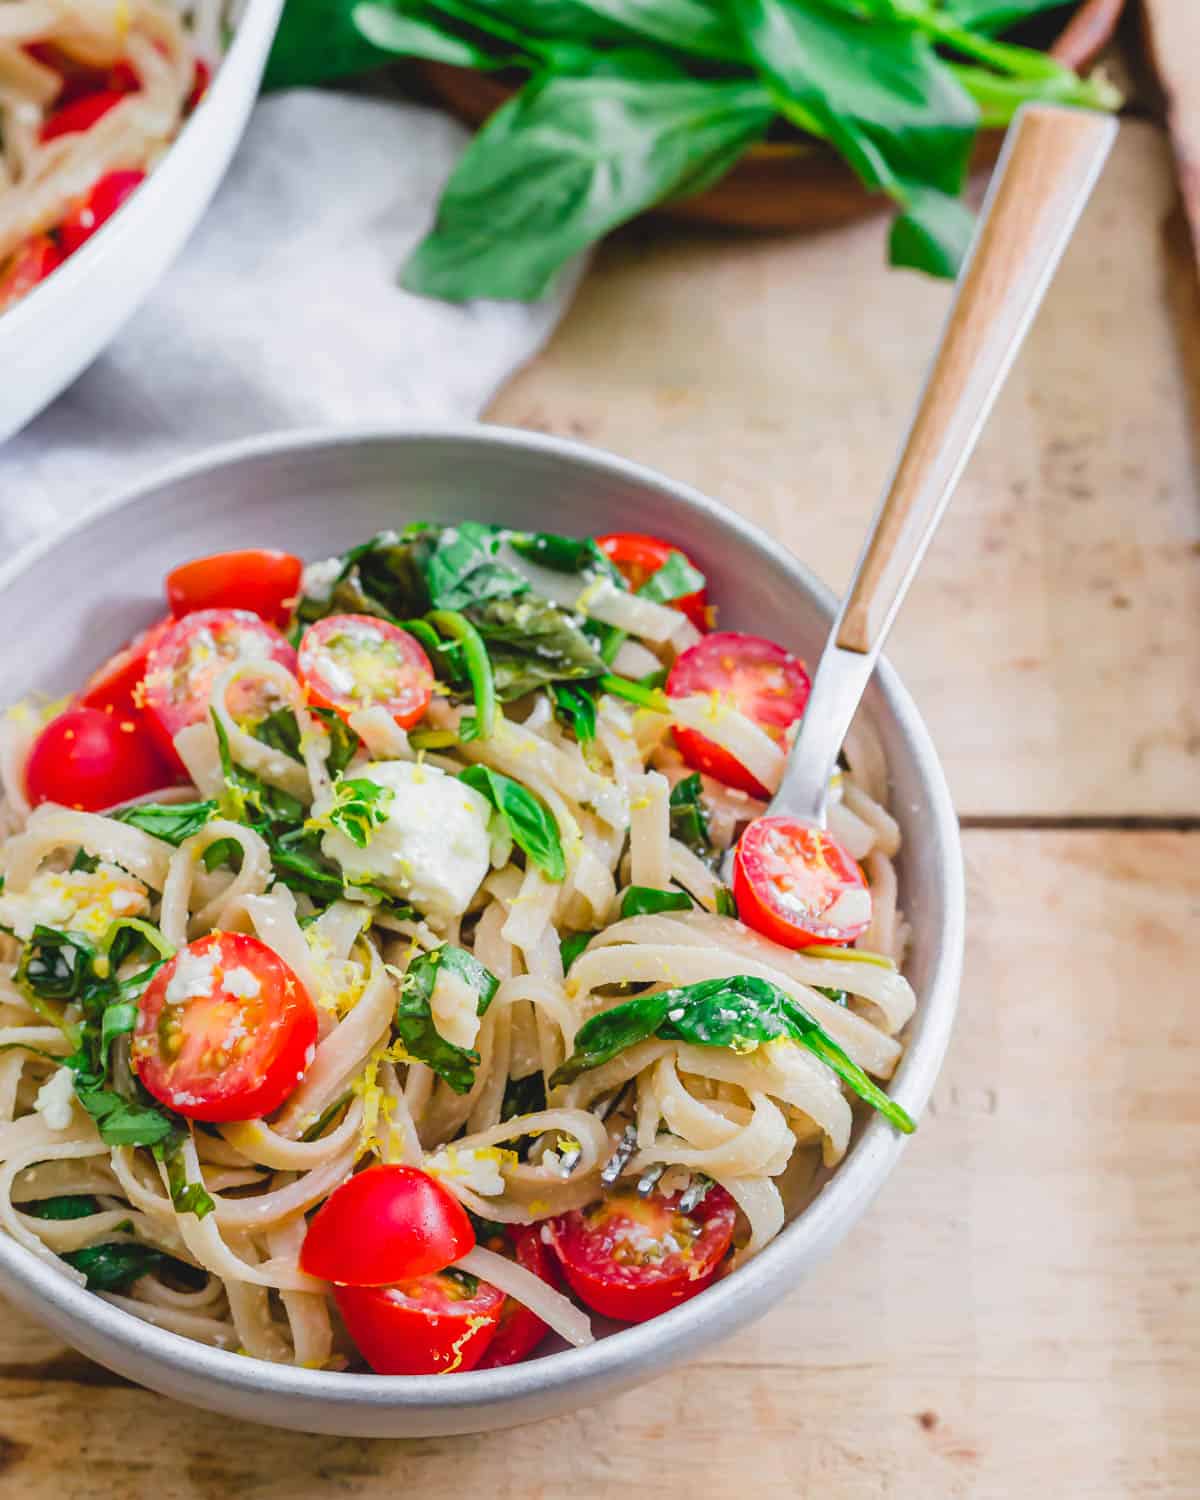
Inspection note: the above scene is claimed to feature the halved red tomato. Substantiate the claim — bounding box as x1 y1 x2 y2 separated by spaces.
186 57 211 112
78 616 175 720
0 235 63 314
165 549 303 628
59 169 146 255
732 817 871 949
39 88 125 142
476 1225 555 1368
545 1184 736 1323
335 1271 504 1375
133 932 318 1123
141 608 296 767
666 632 811 798
300 1165 474 1287
297 615 433 729
25 705 172 812
596 532 709 632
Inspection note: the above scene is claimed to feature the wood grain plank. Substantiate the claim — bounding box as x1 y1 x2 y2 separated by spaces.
1 830 1196 1497
487 121 1200 821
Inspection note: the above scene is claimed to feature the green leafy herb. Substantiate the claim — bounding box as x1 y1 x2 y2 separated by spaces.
310 777 394 849
61 1242 169 1293
156 1136 216 1219
597 672 669 713
550 682 597 744
201 837 241 873
393 944 500 1094
212 712 305 826
69 849 99 874
559 930 595 971
403 73 773 301
500 1069 547 1121
667 772 711 861
460 765 566 881
550 973 915 1133
619 884 694 918
114 800 219 846
715 885 738 918
638 549 706 606
509 529 624 588
467 594 607 700
22 1194 100 1220
426 521 529 611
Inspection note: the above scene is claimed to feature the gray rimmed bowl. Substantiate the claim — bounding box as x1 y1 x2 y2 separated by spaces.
0 425 964 1436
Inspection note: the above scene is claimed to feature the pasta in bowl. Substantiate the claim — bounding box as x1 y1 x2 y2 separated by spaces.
0 426 963 1433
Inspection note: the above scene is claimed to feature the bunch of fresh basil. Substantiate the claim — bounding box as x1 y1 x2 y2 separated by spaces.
265 0 1117 300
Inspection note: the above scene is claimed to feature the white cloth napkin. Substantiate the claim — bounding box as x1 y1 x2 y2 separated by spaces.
0 89 577 552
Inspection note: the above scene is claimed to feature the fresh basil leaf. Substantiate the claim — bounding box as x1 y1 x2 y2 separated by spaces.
550 682 597 744
113 800 218 846
311 777 394 850
715 885 738 918
156 1135 216 1219
250 708 303 762
22 1194 100 1220
402 74 773 301
551 973 915 1132
313 708 361 776
942 0 1076 31
19 926 97 1004
70 1067 178 1148
70 849 99 874
294 528 436 629
668 772 712 862
353 0 516 68
889 183 975 279
394 944 500 1095
500 1070 547 1121
460 765 566 881
559 930 595 971
619 885 694 918
816 985 848 1006
508 531 624 590
212 712 306 827
61 1242 169 1293
99 1002 138 1070
265 0 395 88
638 550 705 606
202 837 241 873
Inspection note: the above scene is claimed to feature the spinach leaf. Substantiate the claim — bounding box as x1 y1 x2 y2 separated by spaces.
69 1064 178 1148
730 0 978 277
22 1194 100 1220
715 885 738 918
62 1242 168 1293
638 550 706 606
668 772 711 861
426 522 530 611
201 837 242 873
559 930 595 971
550 681 597 743
394 944 500 1094
113 801 218 846
500 1069 547 1120
460 765 566 881
212 713 305 826
466 595 607 699
18 926 97 1006
551 973 915 1132
619 885 694 918
250 707 304 762
508 530 623 588
69 849 99 874
270 826 413 916
157 1136 216 1219
402 74 773 301
310 777 394 849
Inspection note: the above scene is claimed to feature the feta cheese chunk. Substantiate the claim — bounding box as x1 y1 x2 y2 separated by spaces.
34 1067 77 1131
320 761 491 923
424 1143 514 1197
0 864 149 942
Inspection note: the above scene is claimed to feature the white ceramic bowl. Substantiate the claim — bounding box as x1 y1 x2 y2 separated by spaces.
0 425 965 1435
0 0 283 444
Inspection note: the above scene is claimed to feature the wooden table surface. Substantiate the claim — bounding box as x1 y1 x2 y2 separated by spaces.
2 119 1197 1499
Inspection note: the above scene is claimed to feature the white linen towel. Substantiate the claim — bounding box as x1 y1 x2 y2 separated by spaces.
0 88 577 552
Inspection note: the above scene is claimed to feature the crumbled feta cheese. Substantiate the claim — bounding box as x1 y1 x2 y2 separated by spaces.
320 760 491 922
165 947 218 1005
33 1067 76 1131
222 966 261 1000
0 865 148 942
300 556 343 603
424 1144 514 1197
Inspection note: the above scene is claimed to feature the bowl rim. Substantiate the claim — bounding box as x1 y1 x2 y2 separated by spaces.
0 422 965 1416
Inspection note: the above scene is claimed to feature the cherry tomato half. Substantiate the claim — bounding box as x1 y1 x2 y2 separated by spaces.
476 1225 556 1369
77 616 175 721
300 1164 475 1287
596 532 709 632
141 608 296 768
0 235 63 314
25 706 172 812
335 1270 504 1376
186 57 211 113
297 615 433 730
545 1184 736 1324
39 88 125 142
59 169 146 256
133 932 318 1123
166 549 303 628
732 817 871 950
666 631 811 798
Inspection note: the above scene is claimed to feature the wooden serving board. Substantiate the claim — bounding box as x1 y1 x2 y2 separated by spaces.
1 120 1197 1499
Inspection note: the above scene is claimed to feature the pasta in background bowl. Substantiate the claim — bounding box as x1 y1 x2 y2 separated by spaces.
0 0 282 442
0 425 964 1435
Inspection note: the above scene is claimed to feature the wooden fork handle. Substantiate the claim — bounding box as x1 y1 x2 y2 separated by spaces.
836 105 1117 655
